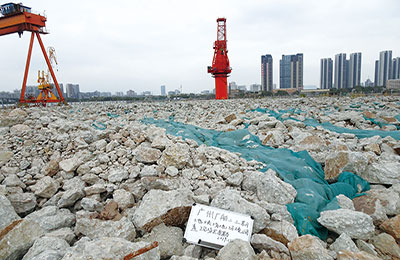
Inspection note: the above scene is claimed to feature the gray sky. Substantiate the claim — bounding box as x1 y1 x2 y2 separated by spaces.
1 0 399 94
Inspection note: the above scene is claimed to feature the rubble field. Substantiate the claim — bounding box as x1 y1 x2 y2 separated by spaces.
1 96 400 260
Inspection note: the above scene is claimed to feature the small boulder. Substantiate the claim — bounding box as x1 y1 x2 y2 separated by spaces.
288 235 333 260
317 209 374 240
216 239 257 260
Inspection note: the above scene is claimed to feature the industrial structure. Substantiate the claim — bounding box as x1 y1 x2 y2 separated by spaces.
0 3 65 106
208 18 231 100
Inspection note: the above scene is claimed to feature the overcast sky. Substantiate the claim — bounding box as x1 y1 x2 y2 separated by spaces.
1 0 399 94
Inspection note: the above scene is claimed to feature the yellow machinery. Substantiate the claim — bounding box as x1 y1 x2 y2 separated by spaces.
36 46 58 104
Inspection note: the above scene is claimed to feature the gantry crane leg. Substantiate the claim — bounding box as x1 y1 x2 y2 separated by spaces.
19 31 65 105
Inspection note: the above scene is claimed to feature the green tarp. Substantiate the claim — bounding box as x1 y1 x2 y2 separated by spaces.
142 118 370 240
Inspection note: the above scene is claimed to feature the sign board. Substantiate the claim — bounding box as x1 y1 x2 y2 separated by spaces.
184 203 254 250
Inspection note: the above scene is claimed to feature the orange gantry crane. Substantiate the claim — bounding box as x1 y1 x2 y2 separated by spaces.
207 18 232 100
0 3 66 106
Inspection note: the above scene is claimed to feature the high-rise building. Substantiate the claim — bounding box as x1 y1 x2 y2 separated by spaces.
126 90 137 97
334 53 348 89
374 60 379 86
66 83 80 99
349 52 362 88
279 53 303 89
320 58 333 89
378 50 392 86
261 54 273 92
393 57 400 79
160 85 166 96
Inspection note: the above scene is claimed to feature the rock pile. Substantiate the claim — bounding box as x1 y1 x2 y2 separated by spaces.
1 96 400 259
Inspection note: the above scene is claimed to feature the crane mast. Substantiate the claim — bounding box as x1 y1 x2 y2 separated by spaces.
207 18 231 100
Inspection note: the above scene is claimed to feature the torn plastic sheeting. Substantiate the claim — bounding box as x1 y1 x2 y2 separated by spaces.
92 121 106 130
142 117 370 240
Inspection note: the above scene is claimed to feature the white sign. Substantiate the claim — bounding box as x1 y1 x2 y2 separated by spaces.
184 203 254 250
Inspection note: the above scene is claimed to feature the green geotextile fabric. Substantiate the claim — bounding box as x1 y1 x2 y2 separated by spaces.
142 118 370 240
252 108 400 140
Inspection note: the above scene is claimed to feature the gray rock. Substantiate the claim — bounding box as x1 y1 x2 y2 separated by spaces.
151 135 172 150
353 194 388 225
336 194 355 210
165 166 179 177
0 194 20 231
317 209 374 239
356 240 378 256
84 183 106 196
46 227 76 245
288 235 333 260
211 189 270 232
0 150 13 165
140 223 184 259
216 239 257 260
10 124 30 136
370 233 400 259
25 206 75 232
57 189 85 208
140 165 159 177
75 216 136 241
80 197 103 212
158 143 191 169
30 176 59 198
362 160 400 184
22 236 69 260
226 172 243 186
108 167 129 183
329 233 359 253
62 237 160 260
0 220 44 260
251 234 289 255
132 188 194 232
243 170 296 205
262 220 298 246
113 189 135 209
366 188 400 215
170 256 198 260
135 144 162 163
3 174 26 188
7 192 37 215
62 177 85 191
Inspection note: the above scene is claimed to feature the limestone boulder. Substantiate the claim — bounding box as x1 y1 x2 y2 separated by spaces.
361 160 400 184
336 251 381 260
7 192 37 215
25 206 75 232
317 209 374 239
132 189 194 232
288 235 333 260
135 144 162 163
0 194 20 231
0 220 44 260
250 233 289 255
243 170 296 205
261 220 298 246
140 223 184 259
158 143 191 169
57 189 85 208
21 236 69 260
10 124 30 136
30 176 59 198
324 151 368 181
216 239 257 260
62 238 160 260
329 233 359 253
370 233 400 259
380 215 400 242
353 194 388 225
75 216 136 241
211 188 270 232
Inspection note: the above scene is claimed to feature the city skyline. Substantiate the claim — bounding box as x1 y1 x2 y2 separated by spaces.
0 0 399 94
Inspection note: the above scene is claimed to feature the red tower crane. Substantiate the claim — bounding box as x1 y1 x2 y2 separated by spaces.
0 3 66 106
207 18 232 100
